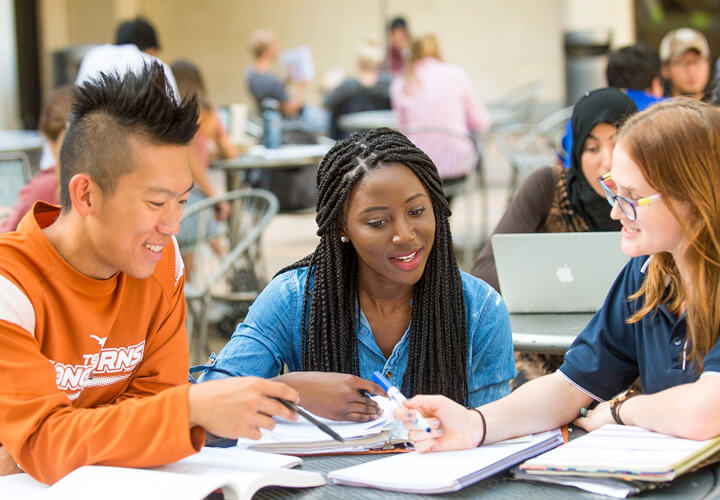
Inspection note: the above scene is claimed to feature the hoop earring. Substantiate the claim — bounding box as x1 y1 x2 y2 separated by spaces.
340 236 349 243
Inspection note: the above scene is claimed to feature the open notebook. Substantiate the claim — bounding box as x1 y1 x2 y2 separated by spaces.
328 429 564 494
520 424 720 482
236 396 409 454
1 447 325 500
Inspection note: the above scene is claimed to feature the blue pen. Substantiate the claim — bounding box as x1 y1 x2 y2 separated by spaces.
372 371 432 433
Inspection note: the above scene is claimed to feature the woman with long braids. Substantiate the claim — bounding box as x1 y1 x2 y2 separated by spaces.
200 128 515 421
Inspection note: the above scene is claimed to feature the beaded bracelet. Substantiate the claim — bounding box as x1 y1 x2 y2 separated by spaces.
609 390 637 425
470 408 487 447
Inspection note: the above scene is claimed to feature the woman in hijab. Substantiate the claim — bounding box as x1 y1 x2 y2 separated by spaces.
472 88 637 385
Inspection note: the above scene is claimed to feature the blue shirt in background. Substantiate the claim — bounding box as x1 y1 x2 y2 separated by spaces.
199 267 516 407
559 256 720 401
561 90 665 168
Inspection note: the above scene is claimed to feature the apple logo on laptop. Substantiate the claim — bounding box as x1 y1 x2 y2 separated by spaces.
556 264 574 283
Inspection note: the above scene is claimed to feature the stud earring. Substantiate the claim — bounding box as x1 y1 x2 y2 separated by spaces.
340 236 349 243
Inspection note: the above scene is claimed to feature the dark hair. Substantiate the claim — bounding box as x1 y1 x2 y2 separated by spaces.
39 84 74 142
606 44 661 90
705 78 720 106
171 59 210 109
277 128 469 404
59 62 198 210
115 17 160 52
389 17 408 32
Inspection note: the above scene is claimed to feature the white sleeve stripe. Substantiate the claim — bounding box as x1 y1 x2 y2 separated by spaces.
556 369 606 402
171 235 184 288
0 274 36 336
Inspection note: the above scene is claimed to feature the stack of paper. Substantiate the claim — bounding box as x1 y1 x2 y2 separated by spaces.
520 424 720 482
236 396 408 454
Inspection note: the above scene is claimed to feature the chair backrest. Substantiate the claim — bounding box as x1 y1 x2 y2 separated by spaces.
487 81 544 128
180 188 279 294
0 152 31 208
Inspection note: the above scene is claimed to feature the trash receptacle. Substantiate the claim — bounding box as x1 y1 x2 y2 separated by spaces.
565 30 612 106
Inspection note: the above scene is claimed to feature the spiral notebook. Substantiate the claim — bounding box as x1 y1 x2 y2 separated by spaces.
328 429 564 494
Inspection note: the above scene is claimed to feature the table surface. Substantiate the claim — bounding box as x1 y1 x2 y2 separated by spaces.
0 130 42 153
212 144 332 170
254 448 720 499
337 107 516 133
510 313 593 354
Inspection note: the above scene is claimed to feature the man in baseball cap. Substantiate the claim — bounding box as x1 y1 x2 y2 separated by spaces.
659 27 711 100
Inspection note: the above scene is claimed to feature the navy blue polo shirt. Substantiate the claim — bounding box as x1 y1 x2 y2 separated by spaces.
559 256 720 401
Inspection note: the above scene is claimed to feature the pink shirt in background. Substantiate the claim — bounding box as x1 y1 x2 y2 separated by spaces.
0 166 59 233
391 57 491 180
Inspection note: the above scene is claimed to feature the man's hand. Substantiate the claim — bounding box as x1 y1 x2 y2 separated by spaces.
275 372 386 422
0 446 21 476
188 377 298 440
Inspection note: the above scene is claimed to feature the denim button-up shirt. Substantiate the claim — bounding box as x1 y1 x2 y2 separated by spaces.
200 267 515 407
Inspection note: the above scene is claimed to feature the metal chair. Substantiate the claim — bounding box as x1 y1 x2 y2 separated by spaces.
0 151 31 207
181 188 279 364
401 125 487 270
496 105 574 205
486 81 544 129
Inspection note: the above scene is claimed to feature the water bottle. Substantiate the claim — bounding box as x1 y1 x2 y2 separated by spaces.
261 98 282 149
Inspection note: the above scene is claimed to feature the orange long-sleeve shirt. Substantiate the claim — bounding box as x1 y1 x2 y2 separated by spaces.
0 202 204 484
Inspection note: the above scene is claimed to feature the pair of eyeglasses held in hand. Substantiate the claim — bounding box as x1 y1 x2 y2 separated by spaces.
598 172 661 222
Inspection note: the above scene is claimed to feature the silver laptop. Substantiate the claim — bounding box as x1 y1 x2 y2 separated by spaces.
492 232 630 313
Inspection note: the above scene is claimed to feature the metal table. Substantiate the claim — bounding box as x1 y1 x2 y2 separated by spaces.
255 451 720 499
0 130 43 173
338 110 397 132
510 313 593 354
211 144 332 192
337 108 516 134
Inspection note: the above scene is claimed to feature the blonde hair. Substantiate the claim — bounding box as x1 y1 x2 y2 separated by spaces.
356 39 384 72
617 98 720 371
248 29 276 59
403 34 443 94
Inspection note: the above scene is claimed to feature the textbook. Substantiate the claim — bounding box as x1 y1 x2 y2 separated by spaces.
520 424 720 482
236 396 410 454
1 447 325 500
327 429 565 494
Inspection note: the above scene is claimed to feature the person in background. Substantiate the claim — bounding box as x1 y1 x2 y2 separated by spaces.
246 29 327 134
171 60 236 278
659 27 711 100
562 44 664 167
0 63 298 484
385 16 411 77
199 128 515 420
0 85 73 233
397 99 720 451
473 88 637 385
391 34 491 190
76 17 177 95
704 77 720 106
323 39 391 140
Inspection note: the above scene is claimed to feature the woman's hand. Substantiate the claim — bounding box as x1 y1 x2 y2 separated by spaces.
394 395 485 453
275 372 386 422
573 400 613 432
